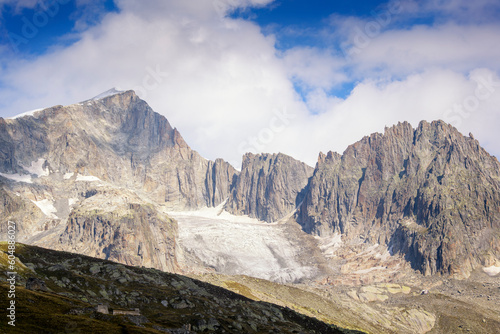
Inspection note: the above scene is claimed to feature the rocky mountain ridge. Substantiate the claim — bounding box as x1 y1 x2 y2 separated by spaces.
298 120 500 277
0 90 499 283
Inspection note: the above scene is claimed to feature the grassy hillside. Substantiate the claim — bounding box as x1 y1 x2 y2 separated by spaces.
0 242 361 334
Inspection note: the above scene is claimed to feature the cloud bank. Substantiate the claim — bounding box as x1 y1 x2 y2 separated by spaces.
0 0 499 168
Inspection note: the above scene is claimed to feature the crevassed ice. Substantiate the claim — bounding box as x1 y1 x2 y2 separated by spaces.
172 207 316 283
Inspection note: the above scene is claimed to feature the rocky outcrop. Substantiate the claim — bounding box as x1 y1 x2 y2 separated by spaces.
298 120 500 277
0 185 49 239
57 188 179 272
225 153 314 222
26 277 48 292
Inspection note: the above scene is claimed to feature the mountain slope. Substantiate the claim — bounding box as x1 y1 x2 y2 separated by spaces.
0 242 359 334
298 120 500 277
0 90 237 272
197 271 500 334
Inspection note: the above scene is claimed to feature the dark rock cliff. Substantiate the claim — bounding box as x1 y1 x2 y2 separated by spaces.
205 158 239 207
225 153 314 222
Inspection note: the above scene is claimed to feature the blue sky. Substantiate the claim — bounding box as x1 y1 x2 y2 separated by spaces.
1 1 394 61
0 0 118 56
231 0 390 26
1 0 500 168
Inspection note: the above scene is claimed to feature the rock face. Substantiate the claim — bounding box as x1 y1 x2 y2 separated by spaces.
225 153 314 222
205 158 238 207
298 120 500 277
58 189 179 273
0 90 237 272
0 90 236 210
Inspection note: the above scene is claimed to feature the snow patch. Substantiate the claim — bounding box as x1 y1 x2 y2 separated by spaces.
64 172 74 180
76 174 101 182
0 159 49 182
23 158 49 177
0 172 32 183
91 88 125 101
316 233 342 258
483 265 500 276
68 198 79 206
32 199 58 219
7 108 44 120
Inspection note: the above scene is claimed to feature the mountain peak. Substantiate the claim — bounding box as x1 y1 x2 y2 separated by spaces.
298 120 500 276
90 87 127 101
226 152 314 222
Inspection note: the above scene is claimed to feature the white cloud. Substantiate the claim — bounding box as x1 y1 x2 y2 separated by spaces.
72 0 112 31
0 0 306 168
346 23 500 77
0 0 39 12
0 0 499 169
395 0 500 23
282 47 348 90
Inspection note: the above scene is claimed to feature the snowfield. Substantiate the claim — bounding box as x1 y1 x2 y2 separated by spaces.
7 108 44 120
170 205 318 283
0 159 49 183
24 158 49 177
32 199 58 219
0 172 33 183
75 174 101 182
91 88 125 100
483 265 500 276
